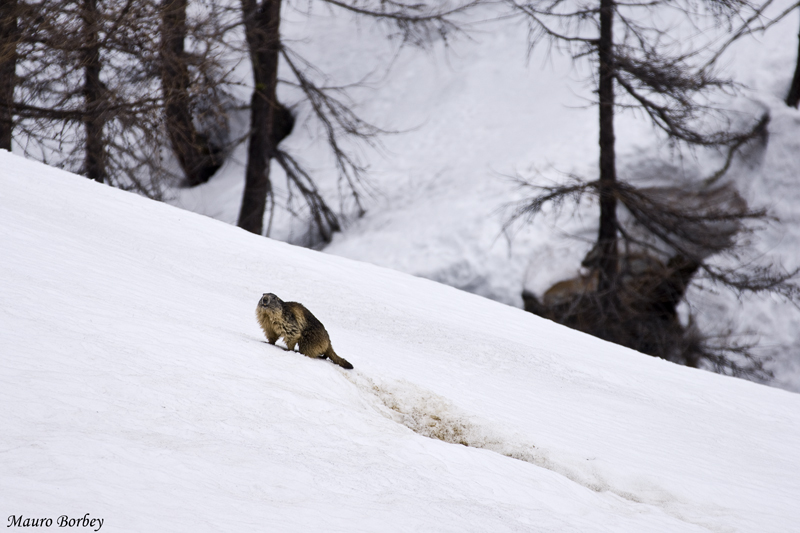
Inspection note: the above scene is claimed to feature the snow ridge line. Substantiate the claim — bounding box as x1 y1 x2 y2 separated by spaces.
342 370 722 532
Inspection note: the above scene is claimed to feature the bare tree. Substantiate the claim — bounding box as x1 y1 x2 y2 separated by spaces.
236 0 478 241
510 0 769 313
9 0 174 197
513 166 797 378
505 0 799 375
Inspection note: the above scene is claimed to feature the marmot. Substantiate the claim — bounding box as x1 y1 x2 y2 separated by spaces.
256 293 353 369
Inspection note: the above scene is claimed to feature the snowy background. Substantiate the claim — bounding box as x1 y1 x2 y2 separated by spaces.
3 152 800 531
169 2 800 391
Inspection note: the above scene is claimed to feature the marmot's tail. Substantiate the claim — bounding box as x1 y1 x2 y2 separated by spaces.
325 346 353 369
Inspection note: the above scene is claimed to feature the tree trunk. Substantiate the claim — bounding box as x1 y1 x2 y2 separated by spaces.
237 0 282 235
787 12 800 108
596 0 619 313
0 0 18 151
160 0 221 186
82 0 105 183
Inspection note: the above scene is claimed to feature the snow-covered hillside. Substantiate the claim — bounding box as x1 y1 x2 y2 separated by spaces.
166 3 800 391
3 152 800 532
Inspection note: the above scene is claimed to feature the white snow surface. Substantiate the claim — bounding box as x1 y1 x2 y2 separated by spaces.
2 152 800 531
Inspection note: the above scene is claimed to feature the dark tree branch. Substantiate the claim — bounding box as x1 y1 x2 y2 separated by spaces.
281 48 384 216
275 149 341 243
319 0 478 45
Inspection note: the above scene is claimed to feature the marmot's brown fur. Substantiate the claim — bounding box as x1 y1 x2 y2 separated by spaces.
256 293 353 369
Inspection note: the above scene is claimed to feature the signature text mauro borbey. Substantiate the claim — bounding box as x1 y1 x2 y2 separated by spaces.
7 514 103 531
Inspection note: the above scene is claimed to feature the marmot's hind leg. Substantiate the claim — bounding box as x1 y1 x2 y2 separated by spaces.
284 336 299 352
298 337 327 359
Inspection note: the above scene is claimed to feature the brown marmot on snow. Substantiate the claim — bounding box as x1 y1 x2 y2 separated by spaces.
256 293 353 369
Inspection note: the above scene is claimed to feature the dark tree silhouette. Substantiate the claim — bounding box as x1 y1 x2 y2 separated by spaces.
82 0 106 183
238 0 283 235
505 0 799 376
0 0 18 151
596 0 618 312
787 7 800 107
160 0 223 186
235 0 478 241
7 0 170 196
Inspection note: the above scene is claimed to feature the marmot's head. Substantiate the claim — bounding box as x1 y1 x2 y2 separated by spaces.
258 293 283 311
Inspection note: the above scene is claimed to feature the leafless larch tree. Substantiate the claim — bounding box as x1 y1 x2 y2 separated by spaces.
505 0 800 378
235 0 479 242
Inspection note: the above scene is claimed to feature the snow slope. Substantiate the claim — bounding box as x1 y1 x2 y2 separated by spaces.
165 3 800 391
3 152 800 532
